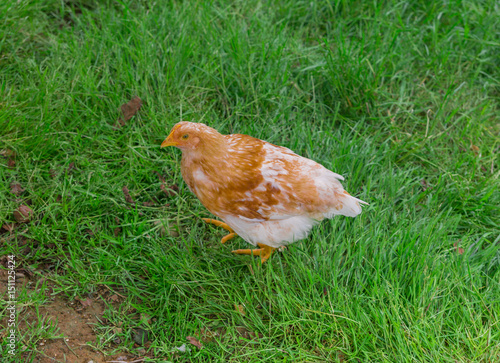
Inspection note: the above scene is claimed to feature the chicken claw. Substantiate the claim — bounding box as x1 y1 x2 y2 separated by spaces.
232 243 275 263
202 218 237 244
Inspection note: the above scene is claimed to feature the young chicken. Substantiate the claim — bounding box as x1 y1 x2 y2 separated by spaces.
161 122 367 263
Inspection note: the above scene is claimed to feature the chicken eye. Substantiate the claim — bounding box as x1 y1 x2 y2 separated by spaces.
182 134 189 140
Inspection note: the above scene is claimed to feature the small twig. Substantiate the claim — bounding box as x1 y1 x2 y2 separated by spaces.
100 283 126 298
34 349 65 362
305 309 360 325
425 109 432 138
61 337 79 358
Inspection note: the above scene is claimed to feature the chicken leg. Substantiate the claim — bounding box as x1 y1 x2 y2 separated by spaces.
202 218 237 244
232 243 275 263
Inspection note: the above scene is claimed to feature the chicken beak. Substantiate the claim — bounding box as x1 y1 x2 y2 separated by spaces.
161 133 178 148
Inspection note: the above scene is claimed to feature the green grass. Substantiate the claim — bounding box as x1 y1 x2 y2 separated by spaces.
1 0 499 361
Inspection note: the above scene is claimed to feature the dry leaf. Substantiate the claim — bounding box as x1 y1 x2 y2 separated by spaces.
235 304 246 316
199 328 218 343
67 162 75 174
109 294 120 302
10 182 25 196
116 96 142 127
453 242 464 255
2 223 16 232
18 267 33 279
0 149 15 158
155 171 178 197
14 205 33 223
235 326 262 340
164 184 179 197
420 179 428 192
114 217 121 237
122 186 135 204
77 297 93 308
186 336 203 349
2 149 16 168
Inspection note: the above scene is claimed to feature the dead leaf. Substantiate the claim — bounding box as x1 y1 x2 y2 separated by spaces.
165 184 179 197
186 336 203 349
67 162 75 174
453 242 464 255
2 223 16 232
114 217 121 237
10 182 25 196
0 149 15 158
199 328 218 343
153 220 179 237
142 201 155 207
155 172 178 197
0 256 8 268
116 96 142 128
235 304 246 316
153 220 166 236
13 205 33 223
420 179 428 192
235 327 262 341
76 297 93 308
18 267 34 279
109 294 120 302
470 144 479 156
2 149 16 168
169 227 179 237
122 186 135 204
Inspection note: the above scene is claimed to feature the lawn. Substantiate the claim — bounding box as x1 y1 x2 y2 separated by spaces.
1 0 499 361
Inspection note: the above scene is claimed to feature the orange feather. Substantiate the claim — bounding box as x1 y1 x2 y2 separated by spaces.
162 122 367 249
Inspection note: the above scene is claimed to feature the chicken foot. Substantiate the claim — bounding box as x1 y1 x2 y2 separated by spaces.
202 218 237 244
232 243 275 263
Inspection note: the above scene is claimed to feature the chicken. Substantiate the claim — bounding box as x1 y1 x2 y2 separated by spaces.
161 121 367 263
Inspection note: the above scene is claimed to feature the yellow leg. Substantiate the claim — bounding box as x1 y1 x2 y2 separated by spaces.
202 218 237 244
232 243 275 263
221 232 237 244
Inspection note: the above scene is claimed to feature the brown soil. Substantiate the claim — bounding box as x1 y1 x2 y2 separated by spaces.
0 271 137 363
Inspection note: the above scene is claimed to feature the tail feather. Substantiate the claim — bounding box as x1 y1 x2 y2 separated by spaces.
324 191 368 218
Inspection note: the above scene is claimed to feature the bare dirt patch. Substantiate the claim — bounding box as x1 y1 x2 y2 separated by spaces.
0 273 138 363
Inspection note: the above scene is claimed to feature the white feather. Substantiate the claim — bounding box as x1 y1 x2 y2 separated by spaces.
223 214 319 248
